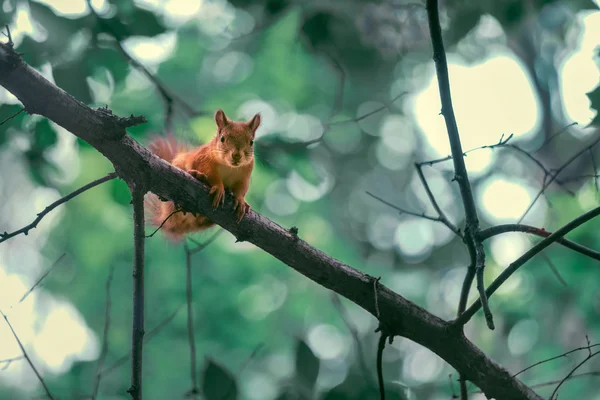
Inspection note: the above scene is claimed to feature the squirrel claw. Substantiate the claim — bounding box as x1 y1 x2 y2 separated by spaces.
233 197 250 222
209 185 225 209
188 169 208 183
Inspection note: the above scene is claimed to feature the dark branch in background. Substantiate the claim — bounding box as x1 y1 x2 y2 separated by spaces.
19 253 66 304
414 163 461 237
91 266 115 400
518 135 600 223
0 38 545 400
0 107 23 125
589 149 599 192
425 0 493 334
0 172 117 244
366 191 444 222
1 311 55 400
182 230 222 398
185 242 199 399
417 131 576 196
127 186 146 400
304 92 407 146
330 294 372 386
513 340 600 378
455 205 600 325
550 347 600 399
0 356 24 370
2 24 13 47
87 0 203 130
187 229 222 255
182 234 220 398
99 306 182 379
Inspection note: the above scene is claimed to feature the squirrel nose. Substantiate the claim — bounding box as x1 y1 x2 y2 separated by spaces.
232 153 241 162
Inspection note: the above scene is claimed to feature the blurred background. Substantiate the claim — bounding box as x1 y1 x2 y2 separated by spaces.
0 0 599 399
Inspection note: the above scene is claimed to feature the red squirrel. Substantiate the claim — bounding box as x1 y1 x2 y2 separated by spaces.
144 109 260 241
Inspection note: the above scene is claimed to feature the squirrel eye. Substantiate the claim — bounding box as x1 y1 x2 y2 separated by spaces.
220 136 225 143
250 140 254 146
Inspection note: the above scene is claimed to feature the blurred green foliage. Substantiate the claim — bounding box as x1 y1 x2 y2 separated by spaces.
1 0 600 399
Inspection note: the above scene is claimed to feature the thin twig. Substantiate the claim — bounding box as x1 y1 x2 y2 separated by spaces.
536 122 578 151
188 229 223 255
478 223 600 261
127 186 146 400
91 266 115 399
0 108 24 125
366 191 442 222
19 253 66 304
87 1 202 119
0 172 118 244
1 311 55 400
0 356 24 370
455 205 600 325
99 306 182 378
550 350 600 399
417 133 573 195
414 163 461 236
3 25 13 47
144 207 182 238
513 342 600 377
518 135 600 223
303 92 407 146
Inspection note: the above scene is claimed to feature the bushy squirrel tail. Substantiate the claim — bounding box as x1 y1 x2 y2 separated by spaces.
147 134 190 163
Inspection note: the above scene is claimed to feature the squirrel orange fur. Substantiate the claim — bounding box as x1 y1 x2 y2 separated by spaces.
144 109 261 241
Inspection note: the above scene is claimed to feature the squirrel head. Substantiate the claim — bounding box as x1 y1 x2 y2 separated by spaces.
214 109 261 167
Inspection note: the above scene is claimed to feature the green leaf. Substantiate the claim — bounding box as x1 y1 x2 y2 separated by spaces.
587 85 600 126
295 340 319 392
201 358 237 400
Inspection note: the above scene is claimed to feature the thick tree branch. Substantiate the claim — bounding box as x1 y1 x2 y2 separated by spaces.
0 41 543 400
128 186 146 400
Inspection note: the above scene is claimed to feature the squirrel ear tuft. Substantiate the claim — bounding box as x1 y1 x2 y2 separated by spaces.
248 113 261 133
215 109 229 129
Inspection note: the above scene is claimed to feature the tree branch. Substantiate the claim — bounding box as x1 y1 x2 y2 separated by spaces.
91 266 115 400
1 311 55 400
0 172 118 244
425 0 492 331
455 205 600 325
479 224 600 261
127 186 146 400
0 40 543 400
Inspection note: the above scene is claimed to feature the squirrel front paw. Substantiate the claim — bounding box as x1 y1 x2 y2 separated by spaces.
233 197 250 222
188 169 208 183
209 184 225 209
